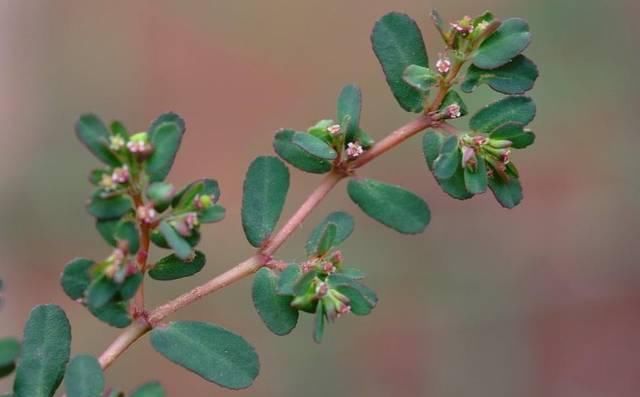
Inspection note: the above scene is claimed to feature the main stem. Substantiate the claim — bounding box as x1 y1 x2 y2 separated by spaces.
95 68 464 369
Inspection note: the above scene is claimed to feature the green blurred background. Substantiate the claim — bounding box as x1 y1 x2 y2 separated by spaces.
1 0 639 396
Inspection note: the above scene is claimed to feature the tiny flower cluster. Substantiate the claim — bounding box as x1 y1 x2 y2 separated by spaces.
459 133 515 179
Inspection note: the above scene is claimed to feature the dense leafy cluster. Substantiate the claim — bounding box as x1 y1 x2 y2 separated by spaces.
0 8 538 396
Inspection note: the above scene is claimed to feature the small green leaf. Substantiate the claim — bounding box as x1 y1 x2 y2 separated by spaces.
273 130 332 174
292 133 337 160
147 121 184 182
130 382 166 397
490 122 536 149
252 269 299 336
337 85 362 142
158 222 192 260
402 65 438 92
241 156 290 247
305 211 354 255
0 338 20 377
115 220 139 254
440 90 468 117
470 96 536 133
433 137 461 180
149 251 206 281
277 264 301 296
88 302 131 329
313 305 326 343
87 276 118 310
462 55 538 94
87 192 132 220
110 120 129 139
95 219 118 247
64 355 104 397
60 258 94 300
474 18 531 69
150 321 260 390
371 12 429 112
347 178 430 234
423 132 473 200
119 273 143 300
149 112 185 136
464 157 488 194
315 223 336 257
172 179 220 210
336 284 377 316
75 114 121 167
13 305 71 397
150 229 200 250
199 205 226 224
146 182 175 211
488 175 523 208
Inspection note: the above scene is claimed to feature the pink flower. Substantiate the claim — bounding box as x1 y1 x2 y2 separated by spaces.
436 55 452 74
346 142 364 158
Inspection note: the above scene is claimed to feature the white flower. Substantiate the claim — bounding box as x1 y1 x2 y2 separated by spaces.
446 103 462 119
327 124 341 135
346 142 364 158
109 136 126 151
436 56 452 74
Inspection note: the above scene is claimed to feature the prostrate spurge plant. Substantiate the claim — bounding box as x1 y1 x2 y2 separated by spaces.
0 9 539 396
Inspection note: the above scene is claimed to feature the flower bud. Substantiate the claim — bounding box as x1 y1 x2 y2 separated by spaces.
461 146 477 168
445 103 462 119
315 282 329 298
111 165 130 184
127 132 153 157
194 194 215 210
327 124 341 135
488 139 512 149
136 204 157 225
346 142 364 159
450 16 474 37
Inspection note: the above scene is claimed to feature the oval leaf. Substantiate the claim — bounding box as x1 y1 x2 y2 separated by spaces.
474 18 531 69
462 55 538 94
64 355 104 397
371 12 429 112
423 132 474 200
347 178 430 234
337 84 362 142
115 220 139 254
147 121 184 182
149 251 206 281
0 338 20 373
75 114 121 167
88 302 131 329
488 175 523 209
172 179 220 210
464 157 488 194
252 268 299 336
305 211 354 255
150 321 260 390
292 133 337 160
402 65 438 92
14 305 71 397
158 221 193 260
87 192 132 220
241 156 290 247
470 96 536 134
130 382 166 397
60 258 94 300
87 276 118 310
490 122 536 149
273 130 332 174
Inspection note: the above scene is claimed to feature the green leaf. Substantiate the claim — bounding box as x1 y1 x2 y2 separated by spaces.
146 182 175 212
95 220 118 247
64 355 104 397
150 321 260 390
149 251 206 281
305 211 354 255
273 130 332 174
149 112 185 136
470 96 536 133
347 178 430 234
313 305 325 343
130 382 165 397
488 175 523 208
158 222 192 260
87 192 132 220
422 132 473 200
277 264 301 296
336 285 377 316
464 157 488 194
115 220 139 254
60 258 94 300
110 120 129 139
146 122 184 182
150 229 200 250
314 224 336 257
474 18 531 69
433 137 461 180
462 55 538 94
440 90 468 117
75 114 121 167
292 133 337 160
88 302 131 328
371 12 429 112
199 205 226 224
402 65 438 92
337 85 362 142
490 122 536 149
252 269 299 336
119 273 143 300
172 179 220 210
241 156 290 247
13 305 71 397
0 338 20 377
87 276 118 310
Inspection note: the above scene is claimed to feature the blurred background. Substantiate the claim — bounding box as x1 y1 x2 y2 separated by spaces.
1 0 639 396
